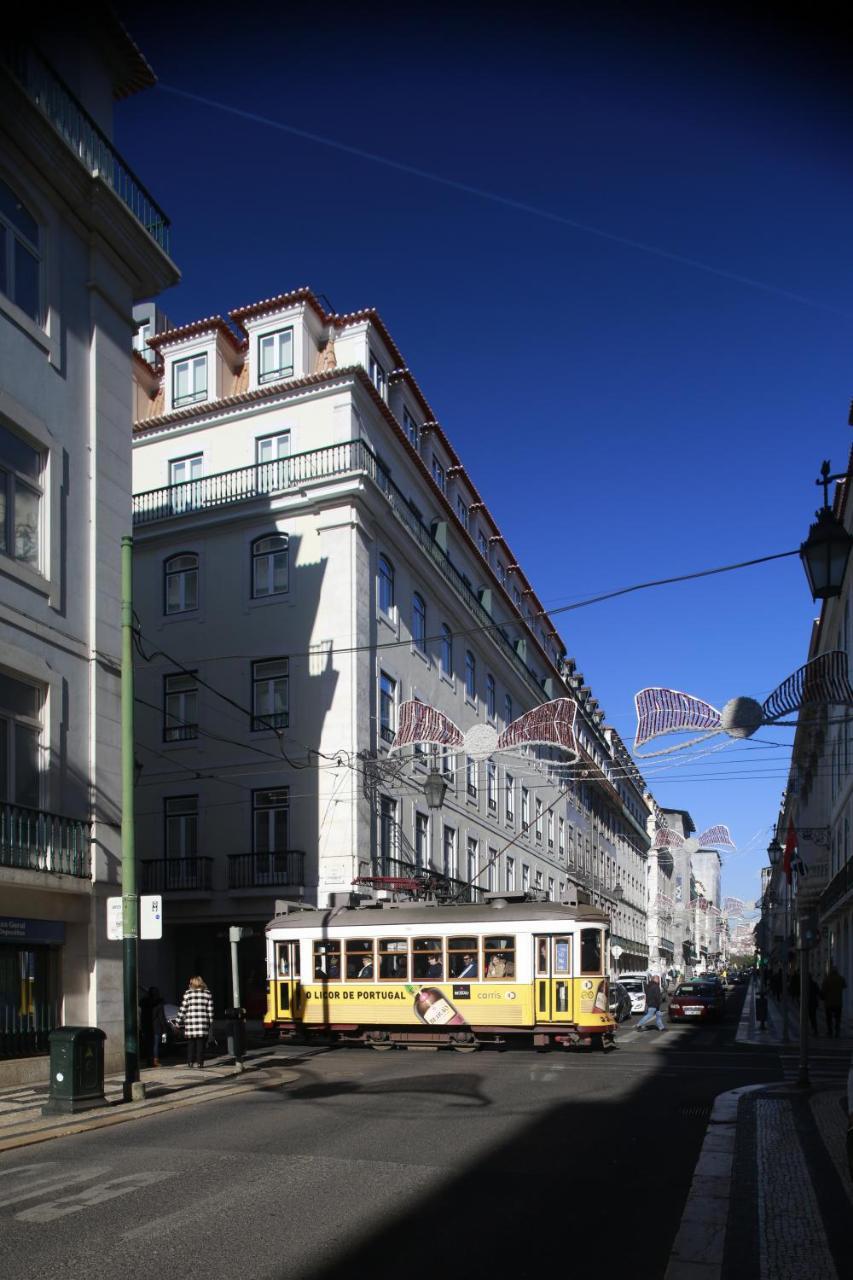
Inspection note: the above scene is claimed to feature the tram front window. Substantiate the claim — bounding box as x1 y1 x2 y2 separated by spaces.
580 928 602 975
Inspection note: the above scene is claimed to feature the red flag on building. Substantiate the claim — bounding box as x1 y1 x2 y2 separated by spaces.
783 817 797 885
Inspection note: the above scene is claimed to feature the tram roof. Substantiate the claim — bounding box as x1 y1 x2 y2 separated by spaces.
265 900 611 933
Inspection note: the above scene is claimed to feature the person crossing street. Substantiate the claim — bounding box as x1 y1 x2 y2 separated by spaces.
636 974 666 1032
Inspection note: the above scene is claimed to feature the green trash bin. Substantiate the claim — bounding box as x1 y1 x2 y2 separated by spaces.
42 1027 108 1116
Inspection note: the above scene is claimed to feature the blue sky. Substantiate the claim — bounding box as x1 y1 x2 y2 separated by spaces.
115 2 853 906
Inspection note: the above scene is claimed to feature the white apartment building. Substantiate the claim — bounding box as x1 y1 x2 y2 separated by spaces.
130 287 653 1007
643 799 676 978
0 21 178 1081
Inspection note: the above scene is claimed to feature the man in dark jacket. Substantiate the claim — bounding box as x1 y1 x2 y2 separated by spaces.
636 975 666 1032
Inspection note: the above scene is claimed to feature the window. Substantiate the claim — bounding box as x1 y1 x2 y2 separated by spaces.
346 938 375 979
379 672 397 743
413 937 444 981
415 811 429 868
255 431 291 492
172 354 208 408
568 824 576 864
369 352 387 400
486 850 497 891
486 674 496 720
505 772 515 822
403 407 419 448
412 592 426 653
440 624 453 679
379 794 398 870
252 534 289 597
252 658 289 730
378 554 395 615
253 787 289 853
580 928 603 974
504 694 512 726
504 856 515 892
448 936 479 979
442 825 457 878
522 864 530 891
0 178 41 323
456 496 469 530
477 530 488 559
164 553 198 614
379 938 408 981
0 672 43 808
0 423 42 570
169 454 203 514
431 454 446 492
465 651 476 702
467 835 479 884
487 760 497 810
559 817 565 858
496 562 506 586
466 756 478 797
314 941 341 979
441 745 456 783
164 673 198 742
484 934 515 978
535 869 543 891
257 327 293 384
548 876 555 901
165 795 198 858
521 787 530 832
547 811 554 848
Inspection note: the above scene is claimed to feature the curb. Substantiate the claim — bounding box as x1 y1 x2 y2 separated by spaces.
663 1082 768 1280
0 1064 300 1154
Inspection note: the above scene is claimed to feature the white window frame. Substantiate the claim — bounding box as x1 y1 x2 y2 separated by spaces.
412 592 427 654
487 760 497 811
257 327 294 384
165 794 198 859
164 673 198 742
442 824 457 879
0 421 43 573
432 454 446 493
0 177 42 326
252 533 289 598
369 351 387 400
0 670 43 809
379 671 397 745
378 554 395 617
252 658 289 731
505 772 515 823
172 353 208 408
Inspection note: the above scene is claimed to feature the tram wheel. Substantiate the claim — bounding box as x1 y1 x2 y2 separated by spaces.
452 1043 478 1054
369 1041 395 1051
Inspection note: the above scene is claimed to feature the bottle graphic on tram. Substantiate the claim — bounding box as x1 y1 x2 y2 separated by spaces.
406 985 466 1026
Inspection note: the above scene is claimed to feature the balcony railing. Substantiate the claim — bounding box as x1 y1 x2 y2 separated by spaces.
1 802 90 878
819 857 853 918
228 851 305 890
3 45 171 253
133 439 548 700
141 858 213 893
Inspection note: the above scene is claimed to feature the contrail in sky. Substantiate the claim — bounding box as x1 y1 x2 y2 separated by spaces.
159 83 849 318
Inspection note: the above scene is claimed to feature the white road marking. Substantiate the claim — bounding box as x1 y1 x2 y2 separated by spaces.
0 1167 112 1209
16 1172 175 1223
121 1186 238 1241
0 1162 58 1180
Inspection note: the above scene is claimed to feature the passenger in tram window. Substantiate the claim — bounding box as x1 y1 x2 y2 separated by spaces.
457 953 477 979
357 956 374 979
327 956 340 978
426 954 443 979
487 953 508 978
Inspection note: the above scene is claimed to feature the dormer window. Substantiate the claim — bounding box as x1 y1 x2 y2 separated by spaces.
172 353 208 408
369 352 387 400
456 496 469 530
432 455 446 493
477 530 488 559
258 327 294 384
403 407 419 448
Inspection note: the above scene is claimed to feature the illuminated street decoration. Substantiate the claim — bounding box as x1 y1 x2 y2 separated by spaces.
652 824 735 855
634 650 853 757
390 697 579 763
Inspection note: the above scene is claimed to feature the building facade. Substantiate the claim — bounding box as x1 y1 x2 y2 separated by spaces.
130 287 653 1006
0 20 178 1081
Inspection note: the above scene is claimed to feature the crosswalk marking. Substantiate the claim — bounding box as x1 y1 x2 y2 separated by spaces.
0 1167 110 1209
16 1172 174 1223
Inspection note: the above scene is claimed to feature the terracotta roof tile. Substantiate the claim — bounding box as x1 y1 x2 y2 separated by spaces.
149 315 244 352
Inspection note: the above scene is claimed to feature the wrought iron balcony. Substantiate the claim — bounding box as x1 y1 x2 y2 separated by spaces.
2 44 171 253
228 850 305 890
1 802 90 878
141 857 213 893
133 439 548 701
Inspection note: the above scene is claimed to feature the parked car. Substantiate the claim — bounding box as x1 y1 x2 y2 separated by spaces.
618 978 647 1015
163 1002 186 1049
668 982 726 1022
609 981 633 1023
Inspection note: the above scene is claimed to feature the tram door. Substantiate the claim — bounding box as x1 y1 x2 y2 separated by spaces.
275 941 302 1020
534 935 573 1022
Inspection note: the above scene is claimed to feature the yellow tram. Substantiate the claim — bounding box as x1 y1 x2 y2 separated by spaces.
264 895 615 1050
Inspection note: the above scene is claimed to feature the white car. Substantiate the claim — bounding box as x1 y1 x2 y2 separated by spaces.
618 978 647 1015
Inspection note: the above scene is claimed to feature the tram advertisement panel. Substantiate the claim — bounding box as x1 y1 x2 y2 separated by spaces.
296 982 529 1025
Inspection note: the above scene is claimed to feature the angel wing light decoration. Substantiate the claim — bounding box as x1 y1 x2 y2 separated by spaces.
652 824 735 856
634 651 853 758
390 697 579 763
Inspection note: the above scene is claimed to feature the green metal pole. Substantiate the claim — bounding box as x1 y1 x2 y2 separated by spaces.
121 535 142 1101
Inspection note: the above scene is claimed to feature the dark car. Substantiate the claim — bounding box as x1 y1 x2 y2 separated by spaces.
669 982 726 1022
609 981 632 1023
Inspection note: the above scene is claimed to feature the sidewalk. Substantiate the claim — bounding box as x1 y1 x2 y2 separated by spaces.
0 1043 302 1154
667 982 853 1280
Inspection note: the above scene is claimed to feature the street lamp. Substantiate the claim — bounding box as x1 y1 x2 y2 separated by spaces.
423 768 448 811
800 461 853 600
767 837 782 867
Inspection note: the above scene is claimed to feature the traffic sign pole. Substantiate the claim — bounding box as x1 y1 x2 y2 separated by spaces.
121 536 143 1102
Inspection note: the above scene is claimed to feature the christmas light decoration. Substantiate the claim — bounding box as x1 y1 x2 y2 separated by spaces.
651 825 735 855
390 697 579 763
634 651 853 757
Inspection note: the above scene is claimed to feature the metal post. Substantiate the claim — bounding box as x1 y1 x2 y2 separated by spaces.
121 536 143 1102
781 878 790 1044
797 937 810 1088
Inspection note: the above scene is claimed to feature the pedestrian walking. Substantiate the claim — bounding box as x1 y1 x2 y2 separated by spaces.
139 985 168 1067
807 975 821 1036
174 975 215 1067
821 964 847 1038
636 975 666 1032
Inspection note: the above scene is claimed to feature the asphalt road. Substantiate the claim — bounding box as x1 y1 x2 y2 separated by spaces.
0 988 781 1280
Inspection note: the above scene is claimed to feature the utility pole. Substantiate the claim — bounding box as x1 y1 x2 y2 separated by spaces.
121 535 143 1102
